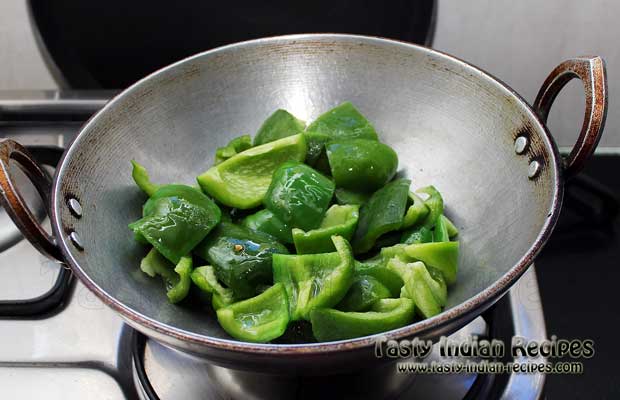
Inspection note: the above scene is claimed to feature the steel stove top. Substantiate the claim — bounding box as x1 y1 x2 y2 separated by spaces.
0 91 549 400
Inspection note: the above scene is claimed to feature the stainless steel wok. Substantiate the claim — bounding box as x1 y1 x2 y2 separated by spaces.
0 35 607 374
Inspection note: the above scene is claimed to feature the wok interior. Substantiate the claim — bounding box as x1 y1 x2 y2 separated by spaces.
56 36 557 342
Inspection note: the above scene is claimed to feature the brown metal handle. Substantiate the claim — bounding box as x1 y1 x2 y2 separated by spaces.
0 139 62 260
533 56 607 179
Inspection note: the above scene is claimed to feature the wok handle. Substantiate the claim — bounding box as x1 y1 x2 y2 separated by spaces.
533 56 607 179
0 139 63 260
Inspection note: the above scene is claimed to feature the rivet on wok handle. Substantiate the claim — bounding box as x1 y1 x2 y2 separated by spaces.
533 56 608 179
514 136 528 154
69 231 84 251
0 139 63 261
67 197 82 218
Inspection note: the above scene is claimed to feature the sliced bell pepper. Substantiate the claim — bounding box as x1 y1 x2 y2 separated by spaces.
303 131 331 166
388 258 447 318
404 241 459 285
128 184 221 264
402 192 429 229
334 188 371 206
443 215 459 238
352 178 410 254
263 161 335 231
417 186 444 229
197 133 307 209
216 283 290 343
191 265 235 304
354 258 403 297
305 102 378 142
254 109 305 146
326 139 398 192
336 275 392 312
292 204 359 254
214 135 253 165
139 248 193 304
272 235 354 321
131 160 161 196
241 209 293 244
401 225 433 245
434 214 450 242
310 298 415 342
194 222 289 299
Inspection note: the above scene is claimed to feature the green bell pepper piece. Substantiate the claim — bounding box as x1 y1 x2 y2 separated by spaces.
417 186 444 229
404 241 459 285
254 109 305 146
191 265 235 303
326 139 398 192
388 258 447 318
273 236 354 321
197 133 307 209
310 298 415 341
354 258 403 297
129 185 221 264
443 215 459 238
402 192 429 229
264 161 335 231
336 275 392 312
292 204 359 254
131 160 161 196
352 179 410 254
306 102 378 142
401 225 433 245
303 131 331 166
241 209 293 244
216 283 290 343
214 135 253 165
140 248 193 304
194 222 289 300
334 188 371 206
434 214 450 242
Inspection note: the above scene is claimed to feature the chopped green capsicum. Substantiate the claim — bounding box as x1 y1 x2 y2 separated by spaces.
197 133 307 209
214 135 253 165
128 184 221 264
434 214 450 242
388 258 447 318
140 248 193 304
264 161 335 231
191 265 234 304
417 186 444 229
353 178 410 254
241 209 293 244
354 258 404 297
404 241 459 285
216 283 290 343
402 192 429 229
336 275 392 312
273 236 354 321
194 222 289 299
310 298 415 341
306 102 378 142
334 188 371 206
131 160 161 196
443 215 459 238
326 139 398 192
401 225 433 245
254 109 305 146
292 204 359 254
303 131 331 166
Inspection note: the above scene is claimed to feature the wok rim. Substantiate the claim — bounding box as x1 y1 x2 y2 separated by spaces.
51 33 563 356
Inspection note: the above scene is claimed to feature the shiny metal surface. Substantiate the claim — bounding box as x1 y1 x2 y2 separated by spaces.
47 34 572 369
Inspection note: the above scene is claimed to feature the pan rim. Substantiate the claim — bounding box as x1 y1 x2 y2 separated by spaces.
51 33 563 356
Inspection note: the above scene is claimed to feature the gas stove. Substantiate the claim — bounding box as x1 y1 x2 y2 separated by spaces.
3 89 602 400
